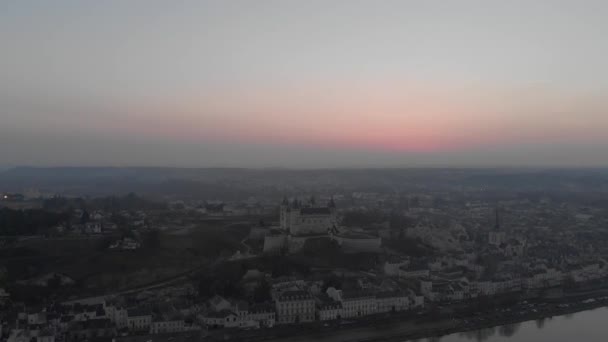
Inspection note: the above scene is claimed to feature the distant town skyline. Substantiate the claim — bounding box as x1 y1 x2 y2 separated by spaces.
2 1 608 167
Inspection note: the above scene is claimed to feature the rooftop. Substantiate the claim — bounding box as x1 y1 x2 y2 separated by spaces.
127 308 151 317
278 290 313 301
300 207 332 215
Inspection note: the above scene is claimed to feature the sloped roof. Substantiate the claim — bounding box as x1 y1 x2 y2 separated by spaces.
278 290 313 301
300 207 331 215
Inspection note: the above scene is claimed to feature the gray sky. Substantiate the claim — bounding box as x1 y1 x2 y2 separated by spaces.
1 1 608 167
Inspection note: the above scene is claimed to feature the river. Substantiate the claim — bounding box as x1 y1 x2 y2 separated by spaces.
413 307 608 342
266 307 608 342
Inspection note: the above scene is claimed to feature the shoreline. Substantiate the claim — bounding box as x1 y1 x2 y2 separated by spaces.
225 285 608 342
364 300 608 342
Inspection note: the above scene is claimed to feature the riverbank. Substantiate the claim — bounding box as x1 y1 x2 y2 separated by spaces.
364 297 608 342
220 284 608 342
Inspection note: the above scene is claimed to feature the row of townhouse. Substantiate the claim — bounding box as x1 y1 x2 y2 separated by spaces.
522 268 564 289
420 262 607 303
420 280 467 302
316 298 342 321
123 308 201 334
202 287 425 330
7 327 56 342
422 277 523 302
202 295 276 329
202 308 276 329
336 290 377 319
191 261 606 332
568 262 605 283
11 298 201 341
322 288 424 320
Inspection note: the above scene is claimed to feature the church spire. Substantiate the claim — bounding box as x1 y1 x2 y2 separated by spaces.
328 196 336 208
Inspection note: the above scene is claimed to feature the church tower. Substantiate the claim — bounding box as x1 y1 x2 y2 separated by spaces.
489 206 506 246
280 197 290 230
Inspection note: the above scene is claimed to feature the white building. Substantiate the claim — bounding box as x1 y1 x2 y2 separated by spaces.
203 310 239 329
279 198 337 236
275 290 315 324
106 305 128 329
248 304 276 328
384 258 410 276
316 299 342 321
150 319 185 334
264 197 339 254
328 289 377 319
375 291 409 313
208 295 232 312
85 222 102 234
127 309 152 332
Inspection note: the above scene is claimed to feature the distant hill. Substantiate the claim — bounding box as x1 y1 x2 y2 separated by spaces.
1 167 608 198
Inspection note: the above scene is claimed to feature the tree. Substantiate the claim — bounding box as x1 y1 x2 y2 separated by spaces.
0 267 8 288
322 274 343 292
389 212 414 229
253 279 271 302
119 227 135 240
341 209 384 227
80 209 90 224
144 229 161 249
563 275 577 290
47 274 61 290
0 208 69 236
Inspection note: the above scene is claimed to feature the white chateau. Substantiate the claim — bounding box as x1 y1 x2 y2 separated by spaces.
264 197 337 254
279 197 337 235
264 196 381 254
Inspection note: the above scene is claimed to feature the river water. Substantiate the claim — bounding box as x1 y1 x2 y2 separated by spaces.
414 307 608 342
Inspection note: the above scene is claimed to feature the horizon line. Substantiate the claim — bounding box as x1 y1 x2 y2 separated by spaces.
3 165 608 171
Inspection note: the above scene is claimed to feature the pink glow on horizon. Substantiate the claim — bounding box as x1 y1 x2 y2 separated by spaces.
96 85 608 153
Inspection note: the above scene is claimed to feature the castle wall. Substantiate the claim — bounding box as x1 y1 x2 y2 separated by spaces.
290 214 332 235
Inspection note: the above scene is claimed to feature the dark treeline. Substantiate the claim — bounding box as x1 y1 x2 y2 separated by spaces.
1 193 165 236
0 208 69 236
342 209 415 229
43 193 166 212
342 209 386 227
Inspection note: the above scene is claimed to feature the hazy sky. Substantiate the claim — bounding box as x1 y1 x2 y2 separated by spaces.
2 0 608 168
